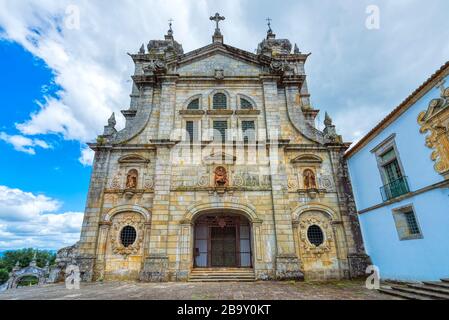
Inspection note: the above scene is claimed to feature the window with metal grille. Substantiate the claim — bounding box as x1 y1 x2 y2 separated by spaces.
187 98 200 110
393 206 423 240
213 121 227 142
240 98 253 110
404 211 420 235
307 225 324 247
213 93 227 110
186 121 198 143
242 121 255 144
120 226 137 247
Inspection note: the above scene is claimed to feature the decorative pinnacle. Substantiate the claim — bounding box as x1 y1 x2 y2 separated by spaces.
324 112 333 126
139 44 145 54
108 113 116 127
210 12 225 34
294 43 300 54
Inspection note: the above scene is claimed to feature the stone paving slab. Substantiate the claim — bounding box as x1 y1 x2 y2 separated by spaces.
0 280 395 300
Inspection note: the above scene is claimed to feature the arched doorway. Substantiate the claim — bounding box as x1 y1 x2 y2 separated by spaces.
193 213 252 268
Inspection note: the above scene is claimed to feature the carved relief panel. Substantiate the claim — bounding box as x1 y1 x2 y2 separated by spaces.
418 81 449 177
109 212 145 256
297 211 334 256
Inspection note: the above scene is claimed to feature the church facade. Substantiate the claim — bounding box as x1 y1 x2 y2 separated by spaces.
76 15 369 282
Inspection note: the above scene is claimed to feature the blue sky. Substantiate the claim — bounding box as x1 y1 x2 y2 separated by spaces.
0 0 448 250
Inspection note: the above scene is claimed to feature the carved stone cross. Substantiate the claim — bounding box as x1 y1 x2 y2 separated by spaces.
210 12 225 32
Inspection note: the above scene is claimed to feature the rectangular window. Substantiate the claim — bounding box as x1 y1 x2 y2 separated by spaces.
213 121 227 142
372 138 410 201
186 121 198 143
392 206 423 241
242 121 256 144
404 211 421 235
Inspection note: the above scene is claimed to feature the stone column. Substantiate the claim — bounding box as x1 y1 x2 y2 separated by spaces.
93 222 111 280
141 145 173 282
158 76 178 140
262 77 303 280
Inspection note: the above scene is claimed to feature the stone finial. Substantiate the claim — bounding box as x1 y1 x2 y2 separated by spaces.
294 43 300 54
108 113 116 127
29 252 37 267
324 112 333 127
103 112 117 137
139 44 145 54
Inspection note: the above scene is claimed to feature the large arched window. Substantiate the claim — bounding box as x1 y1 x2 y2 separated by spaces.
240 98 254 110
213 93 227 110
187 98 200 110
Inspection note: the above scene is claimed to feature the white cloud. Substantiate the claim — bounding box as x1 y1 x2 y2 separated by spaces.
0 185 83 250
0 0 448 154
79 145 94 166
0 132 51 155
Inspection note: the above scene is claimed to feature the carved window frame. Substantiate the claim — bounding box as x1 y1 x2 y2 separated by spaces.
392 204 424 241
209 117 231 143
237 117 258 143
182 117 202 142
371 134 406 186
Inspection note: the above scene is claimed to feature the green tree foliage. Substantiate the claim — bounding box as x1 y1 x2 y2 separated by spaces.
0 269 9 285
0 249 56 273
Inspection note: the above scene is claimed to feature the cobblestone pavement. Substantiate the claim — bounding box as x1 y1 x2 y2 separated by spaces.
0 280 394 300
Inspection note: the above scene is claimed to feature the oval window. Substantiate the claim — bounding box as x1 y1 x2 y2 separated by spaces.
120 226 137 247
307 225 324 247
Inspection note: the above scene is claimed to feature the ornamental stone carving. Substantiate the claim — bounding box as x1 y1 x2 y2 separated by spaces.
110 173 122 189
110 213 144 256
299 213 333 256
418 81 449 177
303 169 317 190
214 166 229 187
126 169 138 189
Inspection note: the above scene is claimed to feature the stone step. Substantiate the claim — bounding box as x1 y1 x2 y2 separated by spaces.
189 269 256 282
408 283 449 296
190 272 255 276
423 281 449 290
378 288 430 300
442 279 449 283
189 278 256 283
391 285 449 300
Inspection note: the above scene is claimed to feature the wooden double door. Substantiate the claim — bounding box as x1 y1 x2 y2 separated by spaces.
194 214 252 268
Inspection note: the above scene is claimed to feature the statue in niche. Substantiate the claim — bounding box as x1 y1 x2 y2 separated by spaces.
214 166 229 187
126 169 138 189
303 169 317 190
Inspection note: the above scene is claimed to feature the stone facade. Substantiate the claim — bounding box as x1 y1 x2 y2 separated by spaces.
76 18 369 282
